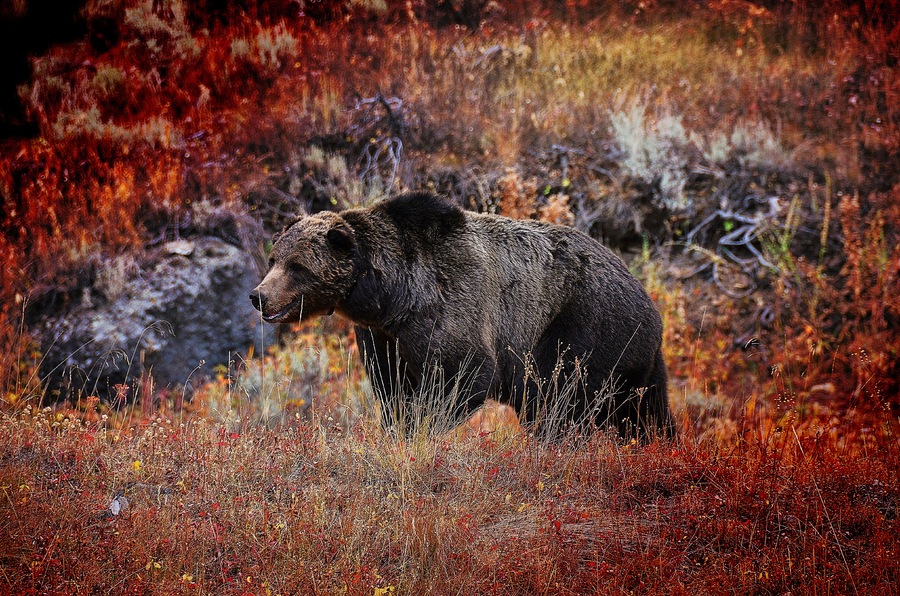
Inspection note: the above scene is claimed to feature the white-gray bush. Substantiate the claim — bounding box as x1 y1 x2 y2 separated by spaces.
609 98 792 212
702 119 793 172
609 100 692 211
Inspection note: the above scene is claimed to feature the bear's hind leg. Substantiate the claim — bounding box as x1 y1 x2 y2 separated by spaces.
631 349 675 440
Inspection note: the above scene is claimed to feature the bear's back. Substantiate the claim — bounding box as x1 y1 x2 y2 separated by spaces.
368 192 650 316
465 209 661 351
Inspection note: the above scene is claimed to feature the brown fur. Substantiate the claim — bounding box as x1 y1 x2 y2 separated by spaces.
251 192 675 439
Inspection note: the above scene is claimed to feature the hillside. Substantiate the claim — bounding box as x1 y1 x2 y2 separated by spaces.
0 1 898 593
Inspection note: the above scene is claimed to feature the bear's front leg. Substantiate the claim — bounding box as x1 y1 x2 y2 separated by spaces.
355 326 415 430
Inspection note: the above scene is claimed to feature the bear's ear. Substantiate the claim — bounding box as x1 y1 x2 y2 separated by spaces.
326 224 355 256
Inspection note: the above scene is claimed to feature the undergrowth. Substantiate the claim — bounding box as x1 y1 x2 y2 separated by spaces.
0 397 896 595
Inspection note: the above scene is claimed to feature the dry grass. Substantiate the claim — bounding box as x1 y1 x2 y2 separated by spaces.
0 400 896 595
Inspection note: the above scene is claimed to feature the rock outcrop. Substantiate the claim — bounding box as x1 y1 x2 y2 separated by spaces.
39 237 274 402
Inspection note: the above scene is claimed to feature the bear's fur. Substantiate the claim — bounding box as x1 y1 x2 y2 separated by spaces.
251 192 674 439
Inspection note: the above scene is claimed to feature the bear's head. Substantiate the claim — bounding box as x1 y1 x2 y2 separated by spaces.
250 211 356 323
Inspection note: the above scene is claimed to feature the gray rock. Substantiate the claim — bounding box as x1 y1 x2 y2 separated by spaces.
39 237 274 402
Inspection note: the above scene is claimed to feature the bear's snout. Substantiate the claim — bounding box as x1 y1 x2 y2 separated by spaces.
249 289 266 312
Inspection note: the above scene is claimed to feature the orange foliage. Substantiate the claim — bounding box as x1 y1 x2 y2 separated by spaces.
494 169 538 220
456 400 522 439
766 184 900 411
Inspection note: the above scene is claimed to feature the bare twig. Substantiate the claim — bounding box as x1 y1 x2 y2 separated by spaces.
681 194 784 296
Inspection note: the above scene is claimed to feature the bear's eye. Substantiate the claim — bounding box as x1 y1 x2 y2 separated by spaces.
288 262 308 275
267 257 275 269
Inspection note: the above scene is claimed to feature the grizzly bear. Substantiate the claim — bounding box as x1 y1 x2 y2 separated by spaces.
250 192 674 439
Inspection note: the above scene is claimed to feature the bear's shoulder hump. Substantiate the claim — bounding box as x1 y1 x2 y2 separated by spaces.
378 192 466 237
